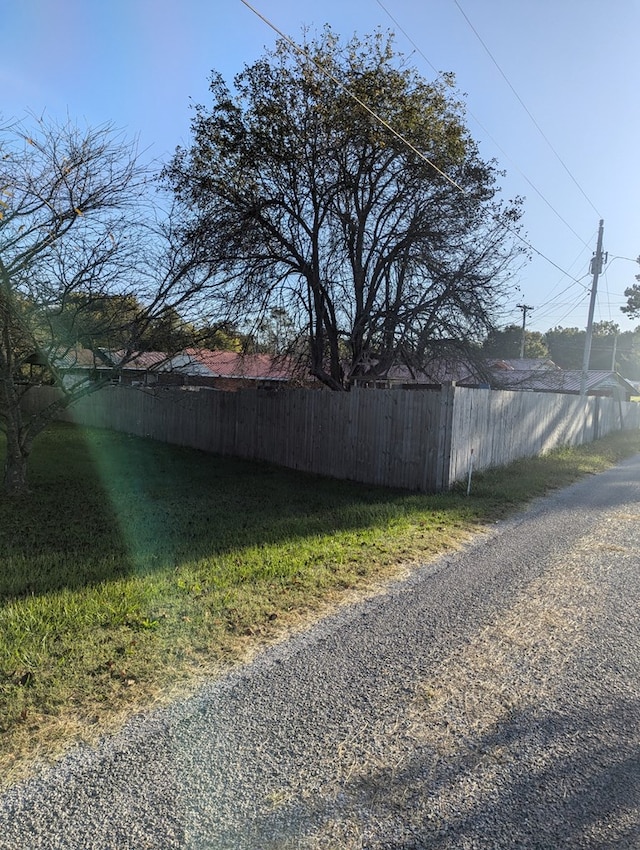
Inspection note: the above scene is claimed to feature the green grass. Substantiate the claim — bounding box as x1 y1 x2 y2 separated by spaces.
2 421 640 787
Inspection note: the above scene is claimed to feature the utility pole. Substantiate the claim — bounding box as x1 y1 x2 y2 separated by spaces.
580 219 606 396
516 303 534 359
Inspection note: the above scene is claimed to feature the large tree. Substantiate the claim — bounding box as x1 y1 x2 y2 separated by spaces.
164 28 526 390
0 115 210 495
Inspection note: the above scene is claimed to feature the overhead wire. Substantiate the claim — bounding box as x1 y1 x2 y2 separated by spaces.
545 293 592 328
239 0 467 193
603 266 613 323
452 0 602 220
376 0 603 333
524 242 594 323
523 263 594 324
239 0 590 290
502 235 594 326
375 0 590 248
533 280 591 322
598 287 631 318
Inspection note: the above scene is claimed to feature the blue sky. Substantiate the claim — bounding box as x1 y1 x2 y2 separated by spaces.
2 0 638 335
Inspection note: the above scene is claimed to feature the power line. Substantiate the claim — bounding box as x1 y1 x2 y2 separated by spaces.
240 0 468 194
528 250 593 323
375 0 615 335
533 275 594 322
534 284 590 322
238 0 589 288
526 245 589 285
452 0 602 219
602 267 613 323
545 293 592 327
529 254 593 321
374 0 441 76
375 0 590 248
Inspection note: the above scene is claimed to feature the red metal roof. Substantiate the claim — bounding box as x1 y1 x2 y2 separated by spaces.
180 349 295 381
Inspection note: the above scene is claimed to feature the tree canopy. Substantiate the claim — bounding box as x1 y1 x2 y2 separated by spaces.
544 322 640 378
481 323 549 360
0 115 210 494
478 321 640 379
164 28 526 389
621 259 640 319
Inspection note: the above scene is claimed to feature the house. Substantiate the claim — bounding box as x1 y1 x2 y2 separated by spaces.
55 347 306 391
481 358 635 400
162 349 307 390
351 357 484 389
102 350 171 385
370 355 637 402
32 346 114 389
53 347 638 402
490 368 637 402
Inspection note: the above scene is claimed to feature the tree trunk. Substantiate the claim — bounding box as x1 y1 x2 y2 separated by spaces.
2 450 29 495
2 423 30 496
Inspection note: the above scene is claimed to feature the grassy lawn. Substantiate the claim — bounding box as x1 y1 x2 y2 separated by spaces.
2 421 640 787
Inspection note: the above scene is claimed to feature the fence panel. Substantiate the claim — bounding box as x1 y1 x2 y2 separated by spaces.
448 387 639 484
19 383 640 492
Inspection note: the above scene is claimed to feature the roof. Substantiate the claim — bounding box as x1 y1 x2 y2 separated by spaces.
383 356 637 397
104 350 170 370
358 358 482 385
50 347 113 369
166 349 296 381
52 347 298 381
488 358 560 372
492 368 638 395
54 348 170 370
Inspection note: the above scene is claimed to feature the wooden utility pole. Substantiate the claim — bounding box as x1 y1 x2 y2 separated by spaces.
580 219 605 396
516 303 534 359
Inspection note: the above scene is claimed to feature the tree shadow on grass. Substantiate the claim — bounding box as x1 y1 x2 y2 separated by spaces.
3 423 638 602
0 427 133 597
0 423 452 599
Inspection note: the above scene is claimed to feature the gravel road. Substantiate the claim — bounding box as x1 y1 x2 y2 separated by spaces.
2 454 640 849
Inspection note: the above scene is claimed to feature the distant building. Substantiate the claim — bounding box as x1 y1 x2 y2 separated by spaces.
54 348 308 391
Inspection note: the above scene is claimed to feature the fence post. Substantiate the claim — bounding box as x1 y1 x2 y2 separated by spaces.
435 382 456 491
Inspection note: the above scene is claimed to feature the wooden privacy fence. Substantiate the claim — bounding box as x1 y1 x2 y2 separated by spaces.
22 384 640 491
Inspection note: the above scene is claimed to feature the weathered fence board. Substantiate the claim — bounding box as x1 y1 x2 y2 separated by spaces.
20 384 640 492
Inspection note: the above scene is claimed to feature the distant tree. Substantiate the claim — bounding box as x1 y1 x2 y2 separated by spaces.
545 327 584 370
589 322 622 371
164 27 526 389
0 115 210 495
592 320 620 337
620 257 640 318
545 322 622 371
613 329 640 380
136 306 197 352
481 323 549 359
249 307 303 355
47 292 207 353
49 293 146 351
622 284 640 318
193 322 245 351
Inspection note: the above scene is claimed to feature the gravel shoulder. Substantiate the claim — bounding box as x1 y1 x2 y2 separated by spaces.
2 455 640 849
